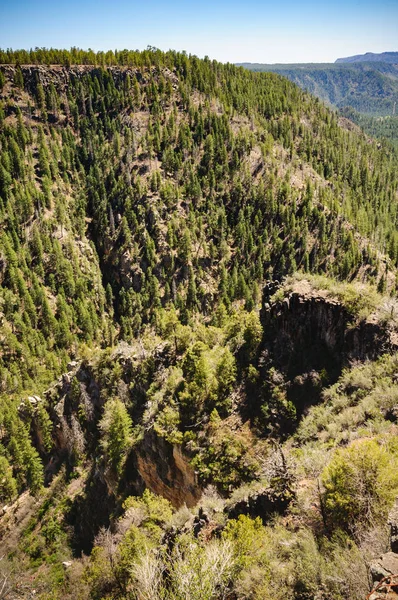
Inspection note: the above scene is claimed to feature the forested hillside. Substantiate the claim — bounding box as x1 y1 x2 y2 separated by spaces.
1 48 398 599
238 61 398 116
339 106 398 150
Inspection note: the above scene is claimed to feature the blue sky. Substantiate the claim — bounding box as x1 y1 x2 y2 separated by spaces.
0 0 397 63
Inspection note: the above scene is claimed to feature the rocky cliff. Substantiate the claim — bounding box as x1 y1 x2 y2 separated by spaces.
261 278 398 379
24 345 202 551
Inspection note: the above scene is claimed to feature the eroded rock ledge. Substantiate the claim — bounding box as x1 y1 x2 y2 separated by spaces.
261 279 398 380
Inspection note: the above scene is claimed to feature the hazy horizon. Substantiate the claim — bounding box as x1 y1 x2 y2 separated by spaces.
1 0 397 64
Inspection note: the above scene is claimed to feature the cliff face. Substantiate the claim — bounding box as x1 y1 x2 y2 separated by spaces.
0 64 147 94
257 279 398 424
42 280 398 536
135 430 201 508
33 349 201 551
44 362 103 476
261 281 398 380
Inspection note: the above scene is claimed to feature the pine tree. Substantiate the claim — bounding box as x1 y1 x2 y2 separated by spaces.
0 455 17 501
14 66 24 89
99 398 133 474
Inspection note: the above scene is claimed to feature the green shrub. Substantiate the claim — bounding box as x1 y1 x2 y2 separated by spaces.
322 438 398 532
123 489 173 531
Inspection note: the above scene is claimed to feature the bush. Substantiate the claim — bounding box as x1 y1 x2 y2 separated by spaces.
167 534 235 600
123 489 173 532
322 438 398 532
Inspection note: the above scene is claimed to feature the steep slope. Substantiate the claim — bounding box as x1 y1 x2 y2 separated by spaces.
2 59 397 394
238 61 398 116
1 48 398 599
2 277 398 599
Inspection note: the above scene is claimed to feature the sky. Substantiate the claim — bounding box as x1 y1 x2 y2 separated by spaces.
0 0 397 64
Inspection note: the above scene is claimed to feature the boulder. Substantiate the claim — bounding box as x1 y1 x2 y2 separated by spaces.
370 552 398 582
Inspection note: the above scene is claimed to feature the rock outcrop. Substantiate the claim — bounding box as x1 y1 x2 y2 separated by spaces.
369 499 398 599
0 64 177 99
226 485 292 523
32 343 202 552
261 280 398 380
135 430 201 508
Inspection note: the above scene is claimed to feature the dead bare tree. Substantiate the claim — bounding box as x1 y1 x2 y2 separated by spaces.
0 555 13 600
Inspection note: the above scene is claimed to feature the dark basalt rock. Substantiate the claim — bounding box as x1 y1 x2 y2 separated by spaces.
261 281 398 388
226 486 293 523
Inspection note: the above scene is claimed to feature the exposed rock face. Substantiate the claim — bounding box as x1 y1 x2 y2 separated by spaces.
135 430 201 508
371 553 398 583
258 280 398 421
44 361 102 474
226 486 292 523
0 64 177 98
369 499 398 599
261 282 398 380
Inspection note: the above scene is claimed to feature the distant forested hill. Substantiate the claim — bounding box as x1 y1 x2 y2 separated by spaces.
340 106 398 150
237 61 398 116
336 51 398 64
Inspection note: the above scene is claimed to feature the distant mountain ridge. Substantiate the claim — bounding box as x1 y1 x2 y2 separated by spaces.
238 61 398 117
336 51 398 64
